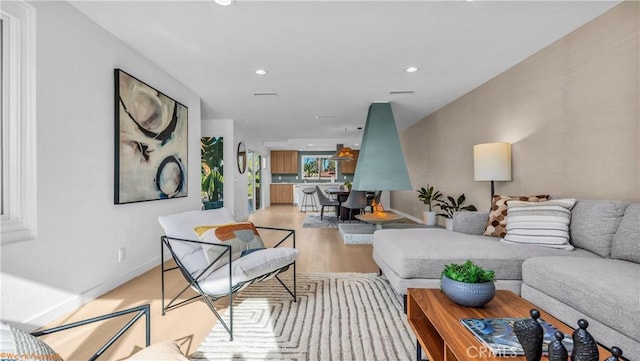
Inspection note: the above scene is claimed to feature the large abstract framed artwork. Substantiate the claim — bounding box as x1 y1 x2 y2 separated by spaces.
114 69 188 204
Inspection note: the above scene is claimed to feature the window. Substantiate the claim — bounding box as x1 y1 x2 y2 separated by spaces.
301 155 337 181
1 1 36 244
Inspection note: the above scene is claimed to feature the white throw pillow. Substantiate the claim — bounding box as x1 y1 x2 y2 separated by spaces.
502 199 576 250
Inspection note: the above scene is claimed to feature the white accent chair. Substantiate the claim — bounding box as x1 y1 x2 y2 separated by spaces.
158 208 297 341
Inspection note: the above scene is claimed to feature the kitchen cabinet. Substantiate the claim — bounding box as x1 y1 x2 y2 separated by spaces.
271 151 298 174
340 150 359 174
270 184 294 204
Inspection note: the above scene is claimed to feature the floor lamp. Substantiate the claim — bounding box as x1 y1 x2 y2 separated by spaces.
474 143 512 202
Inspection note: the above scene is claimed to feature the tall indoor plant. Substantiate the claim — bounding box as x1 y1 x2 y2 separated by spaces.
417 185 442 226
436 193 477 230
201 137 224 209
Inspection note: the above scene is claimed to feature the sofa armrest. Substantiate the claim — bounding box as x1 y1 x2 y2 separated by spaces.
452 211 489 235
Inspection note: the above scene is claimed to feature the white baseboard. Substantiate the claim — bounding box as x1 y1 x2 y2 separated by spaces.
23 257 162 331
389 208 423 224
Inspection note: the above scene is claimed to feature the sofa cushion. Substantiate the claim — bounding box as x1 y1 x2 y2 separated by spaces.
570 200 627 257
372 228 597 280
158 208 235 239
158 208 236 279
483 195 549 238
452 212 489 235
611 203 640 263
198 247 298 297
522 256 640 343
502 199 576 250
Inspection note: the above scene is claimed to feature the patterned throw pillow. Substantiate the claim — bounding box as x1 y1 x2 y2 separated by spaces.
194 222 266 271
0 322 63 361
483 194 549 238
502 199 576 249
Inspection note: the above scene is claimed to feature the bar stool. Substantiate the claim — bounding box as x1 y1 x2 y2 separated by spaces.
300 187 318 212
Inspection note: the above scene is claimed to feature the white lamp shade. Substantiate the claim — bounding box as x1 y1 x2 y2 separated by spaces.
474 143 512 181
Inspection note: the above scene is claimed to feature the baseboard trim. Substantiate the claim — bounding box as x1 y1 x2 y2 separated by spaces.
22 257 162 331
389 208 423 224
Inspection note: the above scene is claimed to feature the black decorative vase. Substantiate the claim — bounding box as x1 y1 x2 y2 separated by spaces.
604 346 623 361
548 331 569 361
571 319 599 361
514 309 543 361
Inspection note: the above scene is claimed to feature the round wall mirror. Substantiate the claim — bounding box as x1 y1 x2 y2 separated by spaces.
237 142 247 174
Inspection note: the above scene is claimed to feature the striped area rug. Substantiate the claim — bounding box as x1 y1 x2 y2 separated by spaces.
190 273 416 361
302 213 339 228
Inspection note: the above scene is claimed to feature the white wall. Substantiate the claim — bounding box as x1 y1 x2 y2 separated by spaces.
0 2 202 330
393 2 639 219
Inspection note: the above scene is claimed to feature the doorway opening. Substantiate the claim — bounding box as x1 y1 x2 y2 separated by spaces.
247 150 262 214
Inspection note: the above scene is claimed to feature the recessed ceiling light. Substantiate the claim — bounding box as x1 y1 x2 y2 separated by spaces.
405 66 419 73
255 69 267 75
389 90 415 95
315 115 336 120
214 0 233 5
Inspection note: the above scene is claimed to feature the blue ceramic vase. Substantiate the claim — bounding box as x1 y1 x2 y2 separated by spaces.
441 275 496 307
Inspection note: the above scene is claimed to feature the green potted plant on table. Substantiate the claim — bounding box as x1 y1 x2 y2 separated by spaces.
201 137 224 210
436 194 477 231
417 185 442 226
441 260 496 307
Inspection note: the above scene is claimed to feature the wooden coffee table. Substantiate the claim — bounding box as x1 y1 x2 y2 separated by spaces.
407 288 610 361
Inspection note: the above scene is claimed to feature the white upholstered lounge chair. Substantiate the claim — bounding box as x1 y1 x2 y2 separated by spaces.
158 208 298 341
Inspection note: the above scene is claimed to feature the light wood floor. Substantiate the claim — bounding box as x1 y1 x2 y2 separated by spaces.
40 205 378 360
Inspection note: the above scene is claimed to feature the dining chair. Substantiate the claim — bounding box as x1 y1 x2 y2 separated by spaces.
341 190 368 222
315 186 340 220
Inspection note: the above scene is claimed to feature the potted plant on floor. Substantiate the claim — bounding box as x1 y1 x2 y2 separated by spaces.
441 260 496 307
436 193 477 231
417 185 442 226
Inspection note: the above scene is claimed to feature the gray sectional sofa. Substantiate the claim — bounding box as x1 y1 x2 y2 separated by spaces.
373 200 639 357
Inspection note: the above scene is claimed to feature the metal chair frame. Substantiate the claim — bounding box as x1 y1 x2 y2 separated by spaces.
31 304 151 361
160 226 296 341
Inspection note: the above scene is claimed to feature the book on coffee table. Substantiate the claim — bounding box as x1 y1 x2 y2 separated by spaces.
460 317 574 357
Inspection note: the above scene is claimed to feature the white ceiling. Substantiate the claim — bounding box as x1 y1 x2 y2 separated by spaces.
70 0 620 150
